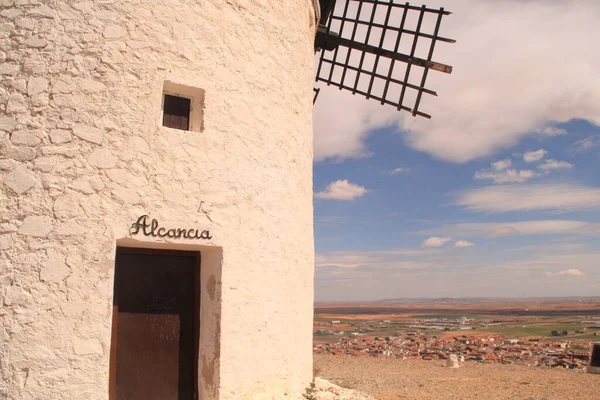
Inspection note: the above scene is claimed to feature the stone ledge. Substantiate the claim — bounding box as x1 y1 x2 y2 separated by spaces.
587 365 600 374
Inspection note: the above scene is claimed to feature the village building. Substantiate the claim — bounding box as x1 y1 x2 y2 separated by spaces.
315 333 595 371
0 1 319 399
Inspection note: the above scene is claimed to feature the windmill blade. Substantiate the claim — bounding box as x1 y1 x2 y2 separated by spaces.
315 0 455 118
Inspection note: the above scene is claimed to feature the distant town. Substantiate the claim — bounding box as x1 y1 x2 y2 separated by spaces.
314 300 600 371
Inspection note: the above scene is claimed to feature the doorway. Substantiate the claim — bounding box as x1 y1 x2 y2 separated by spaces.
110 247 200 400
592 344 600 368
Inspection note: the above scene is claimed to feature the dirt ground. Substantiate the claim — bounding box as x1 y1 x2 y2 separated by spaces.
314 354 600 400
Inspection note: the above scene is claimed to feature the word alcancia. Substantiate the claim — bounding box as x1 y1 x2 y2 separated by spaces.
130 215 212 240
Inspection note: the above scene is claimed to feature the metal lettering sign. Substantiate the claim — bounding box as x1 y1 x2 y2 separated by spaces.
130 215 212 240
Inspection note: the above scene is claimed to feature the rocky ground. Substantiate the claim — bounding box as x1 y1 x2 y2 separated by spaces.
306 378 375 400
314 354 600 400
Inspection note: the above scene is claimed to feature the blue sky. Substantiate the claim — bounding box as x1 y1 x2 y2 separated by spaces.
312 0 600 301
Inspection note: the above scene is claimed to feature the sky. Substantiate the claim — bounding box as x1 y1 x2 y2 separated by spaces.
312 0 600 301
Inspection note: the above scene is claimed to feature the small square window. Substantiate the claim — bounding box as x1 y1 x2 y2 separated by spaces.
161 81 205 132
163 95 191 130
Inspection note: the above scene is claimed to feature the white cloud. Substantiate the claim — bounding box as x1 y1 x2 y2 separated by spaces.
421 220 600 238
315 254 369 269
537 126 568 136
315 180 369 200
492 159 512 171
421 236 452 248
475 160 538 184
453 183 600 213
545 269 586 277
473 157 572 181
509 243 588 253
314 1 600 164
523 149 547 163
567 135 600 153
313 88 397 162
500 253 598 272
316 246 600 301
538 159 574 171
474 168 537 184
390 167 410 174
454 240 475 248
315 249 441 270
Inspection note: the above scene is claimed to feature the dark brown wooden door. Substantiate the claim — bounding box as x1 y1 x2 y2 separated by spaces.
110 248 199 400
592 344 600 367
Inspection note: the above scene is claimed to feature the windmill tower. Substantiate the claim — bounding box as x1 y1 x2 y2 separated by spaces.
0 1 317 400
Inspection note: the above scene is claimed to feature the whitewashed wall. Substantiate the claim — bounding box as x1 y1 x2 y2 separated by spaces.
0 1 317 399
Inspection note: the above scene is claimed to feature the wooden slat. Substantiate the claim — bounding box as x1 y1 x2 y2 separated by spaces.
163 95 191 130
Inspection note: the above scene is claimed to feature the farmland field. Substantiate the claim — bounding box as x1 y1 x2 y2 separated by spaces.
314 298 600 346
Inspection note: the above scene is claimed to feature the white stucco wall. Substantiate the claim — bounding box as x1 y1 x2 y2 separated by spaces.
0 1 317 399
